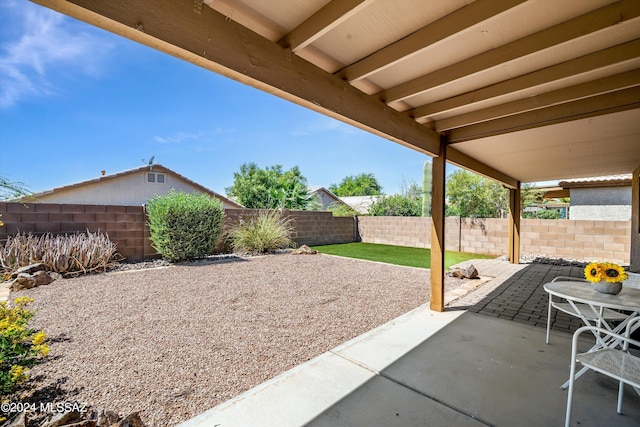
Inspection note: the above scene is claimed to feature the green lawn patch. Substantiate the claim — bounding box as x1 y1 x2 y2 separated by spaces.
311 242 494 270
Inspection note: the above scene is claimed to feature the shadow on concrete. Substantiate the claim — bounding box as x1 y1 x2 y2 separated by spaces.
305 312 640 427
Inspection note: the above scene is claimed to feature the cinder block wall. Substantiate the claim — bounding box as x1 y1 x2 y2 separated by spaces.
0 203 356 262
0 202 151 261
222 209 356 247
357 216 631 264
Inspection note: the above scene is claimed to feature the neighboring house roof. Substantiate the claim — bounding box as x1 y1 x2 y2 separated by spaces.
558 174 632 188
339 195 381 214
22 164 243 208
307 186 342 202
307 186 350 211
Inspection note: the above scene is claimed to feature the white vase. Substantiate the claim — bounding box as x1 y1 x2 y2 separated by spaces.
592 280 623 295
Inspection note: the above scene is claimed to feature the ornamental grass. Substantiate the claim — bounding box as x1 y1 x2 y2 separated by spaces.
227 210 296 254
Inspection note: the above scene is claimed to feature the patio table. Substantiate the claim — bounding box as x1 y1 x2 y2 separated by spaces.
544 280 640 389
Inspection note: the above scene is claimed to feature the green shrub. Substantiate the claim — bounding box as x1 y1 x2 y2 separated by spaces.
228 210 295 254
327 202 359 217
0 297 49 397
146 190 224 262
0 231 119 277
369 195 421 216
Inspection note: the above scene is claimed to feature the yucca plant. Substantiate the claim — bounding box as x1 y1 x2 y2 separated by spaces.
0 231 119 277
227 210 296 254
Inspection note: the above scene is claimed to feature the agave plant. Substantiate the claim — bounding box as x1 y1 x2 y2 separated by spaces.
0 231 120 277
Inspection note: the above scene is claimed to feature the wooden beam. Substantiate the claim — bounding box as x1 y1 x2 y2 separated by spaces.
430 137 446 312
32 0 441 156
339 0 525 82
446 87 640 143
385 0 640 104
447 147 518 189
435 69 640 131
278 0 372 52
508 183 521 264
412 40 640 120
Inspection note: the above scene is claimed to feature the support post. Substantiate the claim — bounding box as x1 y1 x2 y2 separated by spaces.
631 164 640 272
430 137 446 312
508 182 521 264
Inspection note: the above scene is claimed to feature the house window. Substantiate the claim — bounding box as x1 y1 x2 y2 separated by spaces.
147 172 165 184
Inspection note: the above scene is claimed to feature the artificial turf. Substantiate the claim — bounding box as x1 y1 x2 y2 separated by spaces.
311 242 494 270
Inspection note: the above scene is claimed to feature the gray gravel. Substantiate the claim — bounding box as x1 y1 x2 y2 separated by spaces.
14 254 467 426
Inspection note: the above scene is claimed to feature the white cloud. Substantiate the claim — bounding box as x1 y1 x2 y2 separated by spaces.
290 116 358 137
154 128 235 144
0 1 113 108
154 131 204 144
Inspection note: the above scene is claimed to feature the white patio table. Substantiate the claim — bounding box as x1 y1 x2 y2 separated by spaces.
544 280 640 389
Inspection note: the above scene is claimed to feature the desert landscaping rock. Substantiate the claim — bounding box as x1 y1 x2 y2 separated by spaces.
11 254 467 426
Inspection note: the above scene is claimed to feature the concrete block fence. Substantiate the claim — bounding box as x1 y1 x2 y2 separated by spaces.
356 216 631 264
0 203 356 262
0 202 631 264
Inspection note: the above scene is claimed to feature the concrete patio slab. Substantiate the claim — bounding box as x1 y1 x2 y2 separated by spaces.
178 306 464 427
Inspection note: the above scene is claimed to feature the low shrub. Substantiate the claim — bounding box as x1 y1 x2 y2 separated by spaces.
0 231 119 277
228 210 296 254
0 297 49 397
327 201 359 217
146 190 224 262
369 194 421 216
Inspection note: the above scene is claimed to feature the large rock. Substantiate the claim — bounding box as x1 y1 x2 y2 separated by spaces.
109 413 145 427
291 245 318 255
9 273 37 291
10 263 46 278
447 263 479 279
8 269 61 292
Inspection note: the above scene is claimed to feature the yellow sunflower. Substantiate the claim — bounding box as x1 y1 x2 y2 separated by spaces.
601 262 628 283
584 262 602 283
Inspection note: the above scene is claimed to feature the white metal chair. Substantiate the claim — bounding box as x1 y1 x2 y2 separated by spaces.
565 316 640 427
546 276 627 344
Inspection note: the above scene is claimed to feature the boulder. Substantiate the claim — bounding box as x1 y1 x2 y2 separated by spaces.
8 270 61 292
11 263 46 279
109 413 145 427
447 263 479 279
291 245 318 255
9 273 37 291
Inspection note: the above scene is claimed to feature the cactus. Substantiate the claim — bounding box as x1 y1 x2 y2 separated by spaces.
422 160 432 217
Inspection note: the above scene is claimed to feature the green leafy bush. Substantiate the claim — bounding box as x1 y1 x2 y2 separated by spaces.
0 297 49 397
327 202 359 217
0 232 119 277
228 210 296 254
146 190 224 262
369 195 421 216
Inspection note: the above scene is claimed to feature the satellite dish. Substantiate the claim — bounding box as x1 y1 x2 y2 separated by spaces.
142 156 156 168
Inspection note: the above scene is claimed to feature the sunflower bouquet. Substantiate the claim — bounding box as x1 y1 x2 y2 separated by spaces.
584 262 628 283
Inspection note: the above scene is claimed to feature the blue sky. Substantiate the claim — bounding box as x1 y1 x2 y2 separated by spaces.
0 1 448 198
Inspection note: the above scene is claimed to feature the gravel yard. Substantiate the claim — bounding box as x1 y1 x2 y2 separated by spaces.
13 254 467 426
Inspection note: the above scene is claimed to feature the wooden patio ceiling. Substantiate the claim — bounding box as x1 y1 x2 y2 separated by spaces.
32 0 640 189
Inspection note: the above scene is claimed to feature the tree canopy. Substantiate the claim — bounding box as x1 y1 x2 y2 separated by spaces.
225 163 310 209
445 170 508 218
0 175 29 201
328 173 382 196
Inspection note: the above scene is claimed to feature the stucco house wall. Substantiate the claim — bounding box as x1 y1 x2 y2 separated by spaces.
568 187 632 221
24 165 241 209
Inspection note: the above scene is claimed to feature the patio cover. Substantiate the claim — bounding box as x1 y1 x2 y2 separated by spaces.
31 0 640 309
